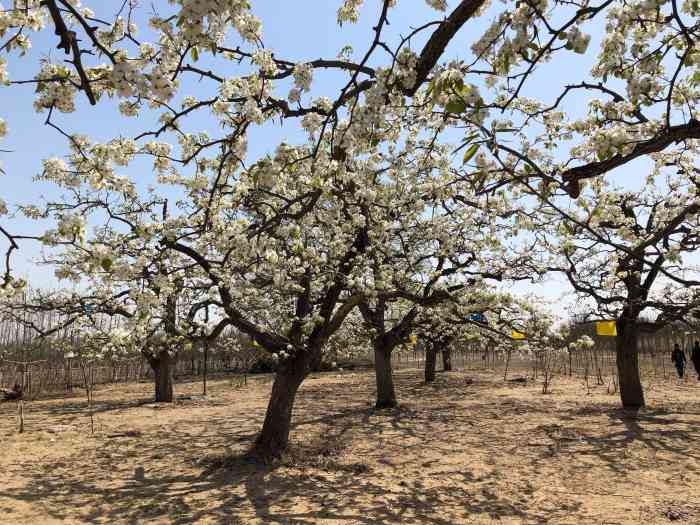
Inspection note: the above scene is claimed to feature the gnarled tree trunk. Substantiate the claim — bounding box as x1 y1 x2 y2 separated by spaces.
616 316 645 409
253 349 313 459
425 343 437 383
373 342 397 408
442 348 452 371
149 350 175 403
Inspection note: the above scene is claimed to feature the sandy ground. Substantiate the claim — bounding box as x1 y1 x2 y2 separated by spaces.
1 365 700 525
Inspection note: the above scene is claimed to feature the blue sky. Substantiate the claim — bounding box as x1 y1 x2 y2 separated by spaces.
0 0 643 313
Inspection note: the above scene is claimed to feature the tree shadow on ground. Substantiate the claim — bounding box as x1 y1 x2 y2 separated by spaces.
0 369 581 524
0 431 579 525
3 368 695 524
523 404 700 477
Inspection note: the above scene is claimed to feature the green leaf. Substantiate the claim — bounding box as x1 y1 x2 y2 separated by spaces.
456 84 474 98
100 258 113 272
462 143 480 164
445 98 466 114
431 79 443 104
191 46 199 62
452 132 479 155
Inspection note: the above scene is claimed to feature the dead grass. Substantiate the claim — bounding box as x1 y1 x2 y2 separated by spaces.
1 366 700 524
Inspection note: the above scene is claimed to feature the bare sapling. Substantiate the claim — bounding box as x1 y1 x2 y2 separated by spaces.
17 398 24 433
79 358 95 435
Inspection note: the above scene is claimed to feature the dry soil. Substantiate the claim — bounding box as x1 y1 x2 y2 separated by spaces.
1 366 700 524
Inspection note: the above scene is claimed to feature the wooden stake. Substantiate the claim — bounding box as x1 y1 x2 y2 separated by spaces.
17 399 24 433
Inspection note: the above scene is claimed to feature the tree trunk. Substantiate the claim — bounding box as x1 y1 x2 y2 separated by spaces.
309 351 323 373
253 350 312 459
203 341 208 396
149 351 175 403
373 343 397 408
442 348 452 371
65 359 73 392
503 348 512 381
616 317 645 409
425 344 437 383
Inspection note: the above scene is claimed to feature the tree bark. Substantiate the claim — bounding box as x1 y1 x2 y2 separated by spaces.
253 350 312 459
442 348 452 371
373 343 397 408
425 344 437 383
149 350 175 403
616 317 645 409
309 351 323 373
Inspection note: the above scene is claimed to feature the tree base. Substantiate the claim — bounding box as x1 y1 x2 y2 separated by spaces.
374 399 398 409
373 345 398 410
247 443 282 464
150 351 175 403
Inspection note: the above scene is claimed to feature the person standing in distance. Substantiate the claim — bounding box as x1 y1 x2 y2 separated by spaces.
691 341 700 381
672 344 686 379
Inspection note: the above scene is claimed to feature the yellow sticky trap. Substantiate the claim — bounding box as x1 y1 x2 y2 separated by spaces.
596 321 617 336
512 330 526 340
409 335 417 345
